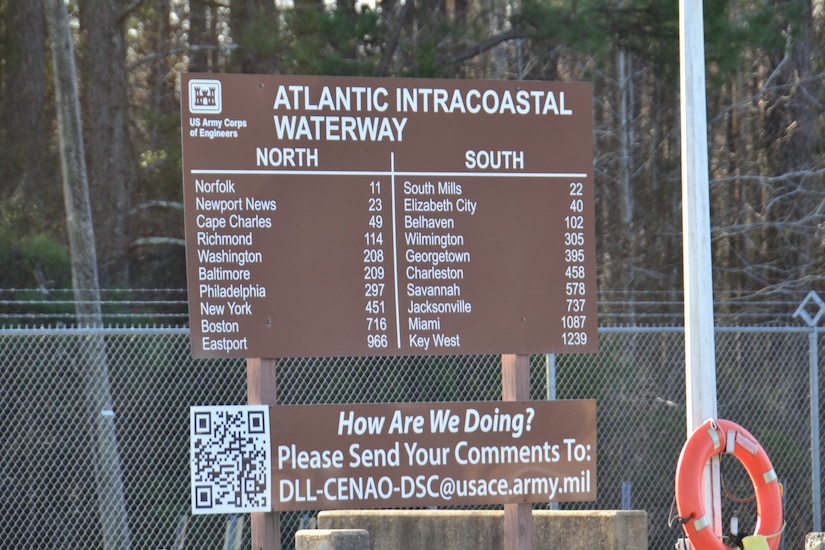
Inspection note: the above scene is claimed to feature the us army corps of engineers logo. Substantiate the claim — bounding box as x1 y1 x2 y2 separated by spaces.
189 79 222 114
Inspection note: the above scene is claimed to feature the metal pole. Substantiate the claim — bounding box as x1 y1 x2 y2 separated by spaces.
679 0 721 542
545 354 556 401
792 291 824 532
545 354 559 511
809 328 822 532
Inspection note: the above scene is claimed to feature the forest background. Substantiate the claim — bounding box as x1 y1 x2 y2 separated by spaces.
0 0 824 322
1 2 824 549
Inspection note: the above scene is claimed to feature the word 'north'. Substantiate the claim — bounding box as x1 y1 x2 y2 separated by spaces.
256 147 319 167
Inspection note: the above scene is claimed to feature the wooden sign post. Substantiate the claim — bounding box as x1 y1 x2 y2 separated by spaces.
247 358 279 550
502 354 533 550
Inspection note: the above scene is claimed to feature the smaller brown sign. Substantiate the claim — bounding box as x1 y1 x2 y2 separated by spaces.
269 400 596 510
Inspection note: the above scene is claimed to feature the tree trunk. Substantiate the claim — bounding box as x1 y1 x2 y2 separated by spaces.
80 0 133 287
230 0 279 73
5 0 48 166
1 0 49 206
43 1 132 548
189 0 217 72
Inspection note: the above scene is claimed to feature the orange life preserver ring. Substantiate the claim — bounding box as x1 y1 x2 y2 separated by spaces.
675 419 784 549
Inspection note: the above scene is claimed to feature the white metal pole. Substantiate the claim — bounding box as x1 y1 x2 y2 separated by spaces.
679 0 721 542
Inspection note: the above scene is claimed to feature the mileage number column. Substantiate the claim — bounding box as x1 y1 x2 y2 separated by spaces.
364 178 392 351
561 180 590 348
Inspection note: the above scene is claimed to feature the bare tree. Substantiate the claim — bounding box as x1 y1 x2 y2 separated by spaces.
43 0 131 547
707 1 825 301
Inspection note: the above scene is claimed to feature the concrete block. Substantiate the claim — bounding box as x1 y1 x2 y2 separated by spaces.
295 528 370 550
806 532 825 550
318 509 647 550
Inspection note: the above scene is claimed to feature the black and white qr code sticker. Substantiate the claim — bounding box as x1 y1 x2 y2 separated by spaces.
190 405 271 514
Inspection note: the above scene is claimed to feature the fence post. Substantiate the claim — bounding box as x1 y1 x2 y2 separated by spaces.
809 329 821 533
546 354 559 511
621 481 632 510
793 291 823 532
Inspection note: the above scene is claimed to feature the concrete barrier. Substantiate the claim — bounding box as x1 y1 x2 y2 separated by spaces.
295 528 370 550
806 533 825 549
318 509 647 549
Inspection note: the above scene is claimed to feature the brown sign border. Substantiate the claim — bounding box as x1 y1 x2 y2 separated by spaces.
181 74 596 358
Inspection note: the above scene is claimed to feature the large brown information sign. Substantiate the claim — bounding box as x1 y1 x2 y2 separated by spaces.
269 400 596 510
181 73 596 358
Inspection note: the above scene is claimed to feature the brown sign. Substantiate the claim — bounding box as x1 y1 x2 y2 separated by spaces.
181 74 596 358
269 400 596 510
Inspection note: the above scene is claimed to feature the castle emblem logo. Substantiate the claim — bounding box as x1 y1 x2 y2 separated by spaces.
189 79 222 114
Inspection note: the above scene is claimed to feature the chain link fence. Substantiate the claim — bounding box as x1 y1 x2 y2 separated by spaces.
0 325 821 549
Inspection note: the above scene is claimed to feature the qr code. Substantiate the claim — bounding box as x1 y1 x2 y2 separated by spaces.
190 405 271 514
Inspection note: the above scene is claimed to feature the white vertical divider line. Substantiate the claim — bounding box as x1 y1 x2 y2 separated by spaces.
390 152 402 349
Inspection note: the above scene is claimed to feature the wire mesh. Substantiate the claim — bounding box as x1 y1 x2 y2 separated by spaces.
0 326 820 549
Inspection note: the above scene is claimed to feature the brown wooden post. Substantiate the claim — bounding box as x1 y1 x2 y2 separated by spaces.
247 358 280 550
502 353 532 550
